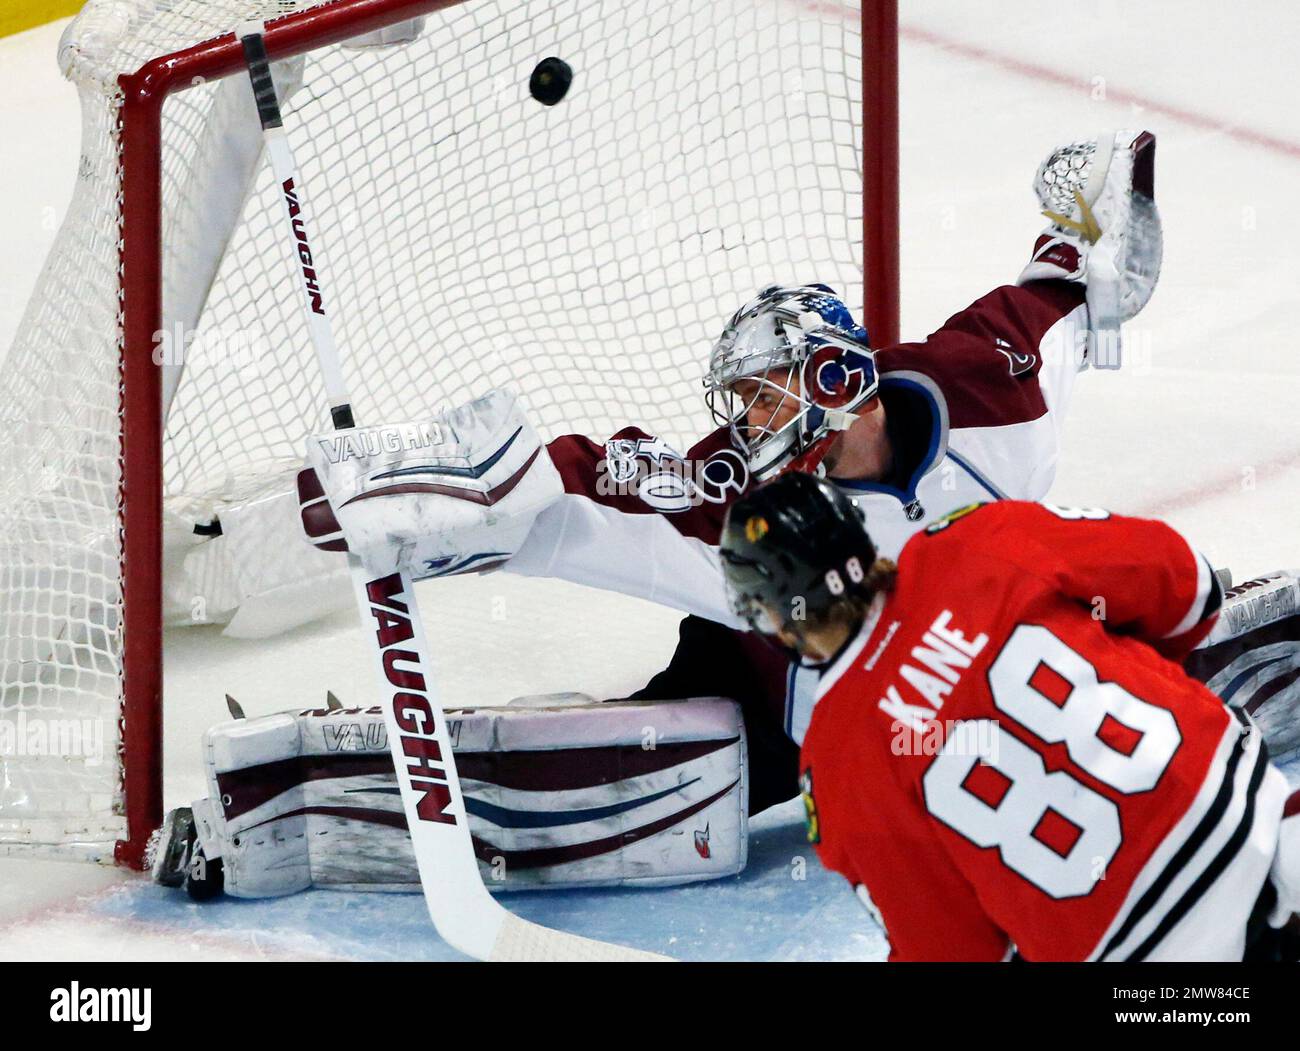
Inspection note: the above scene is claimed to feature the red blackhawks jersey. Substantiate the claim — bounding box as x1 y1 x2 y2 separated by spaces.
801 501 1287 961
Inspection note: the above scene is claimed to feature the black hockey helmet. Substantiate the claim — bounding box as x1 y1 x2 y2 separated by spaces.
719 472 877 638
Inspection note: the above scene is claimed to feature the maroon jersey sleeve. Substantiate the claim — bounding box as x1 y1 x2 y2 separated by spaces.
543 424 743 544
875 280 1085 430
504 424 749 625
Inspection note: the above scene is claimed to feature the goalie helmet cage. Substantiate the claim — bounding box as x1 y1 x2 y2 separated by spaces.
0 0 898 869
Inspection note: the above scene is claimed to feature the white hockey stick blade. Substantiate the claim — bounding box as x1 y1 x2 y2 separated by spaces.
490 911 669 962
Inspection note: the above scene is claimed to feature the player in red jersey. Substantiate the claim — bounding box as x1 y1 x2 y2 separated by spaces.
718 474 1300 961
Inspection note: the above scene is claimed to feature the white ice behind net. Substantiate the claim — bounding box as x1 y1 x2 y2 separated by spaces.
0 0 863 858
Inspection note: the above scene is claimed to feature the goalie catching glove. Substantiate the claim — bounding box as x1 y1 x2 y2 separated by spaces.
298 388 562 578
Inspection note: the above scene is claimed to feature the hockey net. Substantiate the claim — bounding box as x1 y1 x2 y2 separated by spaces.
0 0 894 866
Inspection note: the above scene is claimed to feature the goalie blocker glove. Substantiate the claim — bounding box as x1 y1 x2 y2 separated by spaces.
298 388 563 579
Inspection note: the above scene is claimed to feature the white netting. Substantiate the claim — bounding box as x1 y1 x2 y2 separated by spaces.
0 61 127 857
0 0 864 859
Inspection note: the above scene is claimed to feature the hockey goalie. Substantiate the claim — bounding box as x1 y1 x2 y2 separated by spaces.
155 130 1300 916
718 475 1300 962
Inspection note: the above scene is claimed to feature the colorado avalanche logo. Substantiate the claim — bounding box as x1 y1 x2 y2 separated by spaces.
801 344 876 410
604 438 643 485
694 448 749 505
603 438 748 511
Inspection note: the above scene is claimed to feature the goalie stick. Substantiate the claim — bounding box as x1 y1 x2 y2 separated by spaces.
236 22 667 962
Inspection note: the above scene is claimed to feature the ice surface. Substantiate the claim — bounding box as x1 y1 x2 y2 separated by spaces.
2 0 1299 960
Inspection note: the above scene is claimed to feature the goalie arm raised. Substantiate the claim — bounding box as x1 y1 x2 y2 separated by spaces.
298 389 742 626
504 425 744 626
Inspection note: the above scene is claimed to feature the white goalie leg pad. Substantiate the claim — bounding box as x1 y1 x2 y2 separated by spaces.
1187 570 1300 755
195 712 315 897
1271 791 1300 925
193 696 747 897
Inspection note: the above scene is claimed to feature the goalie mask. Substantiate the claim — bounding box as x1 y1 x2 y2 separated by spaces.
704 284 877 481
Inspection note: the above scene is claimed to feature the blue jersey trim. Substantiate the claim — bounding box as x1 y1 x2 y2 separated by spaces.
946 448 1007 500
833 376 944 503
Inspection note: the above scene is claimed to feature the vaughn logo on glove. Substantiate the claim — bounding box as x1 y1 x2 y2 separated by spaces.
315 421 446 464
303 389 563 579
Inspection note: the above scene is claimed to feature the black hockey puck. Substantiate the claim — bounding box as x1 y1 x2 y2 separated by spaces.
529 57 572 106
